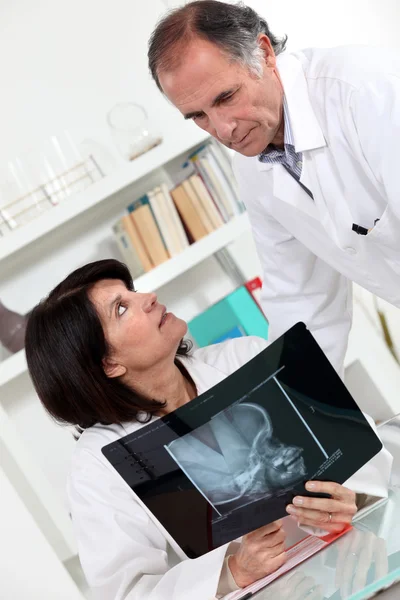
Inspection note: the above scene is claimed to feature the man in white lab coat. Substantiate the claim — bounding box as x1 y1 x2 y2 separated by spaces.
149 0 400 373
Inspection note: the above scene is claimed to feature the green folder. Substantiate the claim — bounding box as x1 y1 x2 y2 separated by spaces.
189 286 268 347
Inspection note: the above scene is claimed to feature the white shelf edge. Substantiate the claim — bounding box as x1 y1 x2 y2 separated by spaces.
0 213 251 388
0 132 209 262
0 349 27 387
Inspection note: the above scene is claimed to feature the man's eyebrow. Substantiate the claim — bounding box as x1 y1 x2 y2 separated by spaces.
183 89 236 120
184 110 204 121
109 293 122 318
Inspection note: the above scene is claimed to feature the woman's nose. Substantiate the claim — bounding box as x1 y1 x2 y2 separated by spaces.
142 292 158 312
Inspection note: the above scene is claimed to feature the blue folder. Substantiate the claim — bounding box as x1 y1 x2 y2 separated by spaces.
189 286 268 347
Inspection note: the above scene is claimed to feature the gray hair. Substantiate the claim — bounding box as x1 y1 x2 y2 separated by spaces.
148 1 287 91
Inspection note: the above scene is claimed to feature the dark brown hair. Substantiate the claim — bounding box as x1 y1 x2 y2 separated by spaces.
25 259 192 430
148 0 287 91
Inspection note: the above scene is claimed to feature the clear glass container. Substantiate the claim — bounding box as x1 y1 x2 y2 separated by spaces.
24 131 103 204
107 102 162 162
0 131 105 234
0 156 51 232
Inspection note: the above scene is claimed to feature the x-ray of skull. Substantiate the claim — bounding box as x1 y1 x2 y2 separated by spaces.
166 384 308 516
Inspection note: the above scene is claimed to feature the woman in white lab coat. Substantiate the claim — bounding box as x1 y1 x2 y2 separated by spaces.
25 259 392 600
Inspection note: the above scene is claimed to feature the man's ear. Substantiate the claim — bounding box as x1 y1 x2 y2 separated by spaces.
257 34 276 67
103 358 126 379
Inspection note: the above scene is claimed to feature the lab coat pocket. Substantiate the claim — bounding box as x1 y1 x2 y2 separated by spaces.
366 204 399 250
366 203 400 278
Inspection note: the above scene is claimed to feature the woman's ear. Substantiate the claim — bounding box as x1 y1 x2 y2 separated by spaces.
102 358 127 379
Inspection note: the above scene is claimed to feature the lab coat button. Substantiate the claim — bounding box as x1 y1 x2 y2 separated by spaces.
345 246 357 255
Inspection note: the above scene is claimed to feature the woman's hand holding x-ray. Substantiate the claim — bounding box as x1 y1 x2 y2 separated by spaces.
229 520 287 588
286 481 357 532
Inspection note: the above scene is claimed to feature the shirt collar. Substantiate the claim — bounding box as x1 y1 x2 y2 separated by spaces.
258 97 295 161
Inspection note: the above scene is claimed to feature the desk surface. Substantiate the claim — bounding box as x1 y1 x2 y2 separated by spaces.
250 485 400 600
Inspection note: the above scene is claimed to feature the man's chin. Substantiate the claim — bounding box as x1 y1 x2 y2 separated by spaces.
231 136 268 158
234 146 262 157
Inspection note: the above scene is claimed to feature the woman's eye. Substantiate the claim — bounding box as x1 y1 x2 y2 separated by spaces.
117 304 127 317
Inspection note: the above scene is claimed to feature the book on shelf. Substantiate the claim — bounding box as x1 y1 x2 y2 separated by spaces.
170 184 209 242
187 173 224 229
207 142 243 211
112 217 146 279
159 183 190 253
181 178 215 234
187 141 245 219
127 194 169 256
117 214 153 273
130 204 169 267
150 187 181 258
111 140 244 274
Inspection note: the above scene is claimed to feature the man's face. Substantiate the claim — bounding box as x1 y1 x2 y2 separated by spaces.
159 35 284 156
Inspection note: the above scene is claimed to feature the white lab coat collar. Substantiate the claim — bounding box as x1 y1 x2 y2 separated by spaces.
257 52 326 173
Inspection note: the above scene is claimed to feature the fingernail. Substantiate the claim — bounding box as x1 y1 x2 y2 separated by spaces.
286 505 297 514
306 482 316 490
293 497 303 505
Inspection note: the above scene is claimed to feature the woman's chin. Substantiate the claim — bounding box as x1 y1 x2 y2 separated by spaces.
175 316 188 337
169 316 188 345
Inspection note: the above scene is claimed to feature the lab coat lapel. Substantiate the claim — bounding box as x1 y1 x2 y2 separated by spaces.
272 162 318 220
305 150 356 247
258 53 327 221
268 53 354 244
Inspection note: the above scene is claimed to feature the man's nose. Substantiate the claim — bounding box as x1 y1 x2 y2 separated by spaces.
212 113 236 142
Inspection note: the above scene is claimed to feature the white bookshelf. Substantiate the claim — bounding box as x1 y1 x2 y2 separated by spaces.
0 130 209 262
0 212 250 389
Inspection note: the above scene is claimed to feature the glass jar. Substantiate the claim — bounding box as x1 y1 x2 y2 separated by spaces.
107 103 162 162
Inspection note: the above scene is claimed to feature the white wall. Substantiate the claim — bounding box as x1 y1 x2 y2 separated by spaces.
0 0 399 166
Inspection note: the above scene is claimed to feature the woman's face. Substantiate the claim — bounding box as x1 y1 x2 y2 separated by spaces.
89 279 187 380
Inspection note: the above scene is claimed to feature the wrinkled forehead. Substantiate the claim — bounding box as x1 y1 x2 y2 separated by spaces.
159 38 243 111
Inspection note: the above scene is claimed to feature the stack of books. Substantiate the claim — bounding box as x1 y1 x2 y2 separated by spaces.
112 142 244 278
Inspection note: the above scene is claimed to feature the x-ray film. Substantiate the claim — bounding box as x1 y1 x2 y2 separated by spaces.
102 323 383 558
